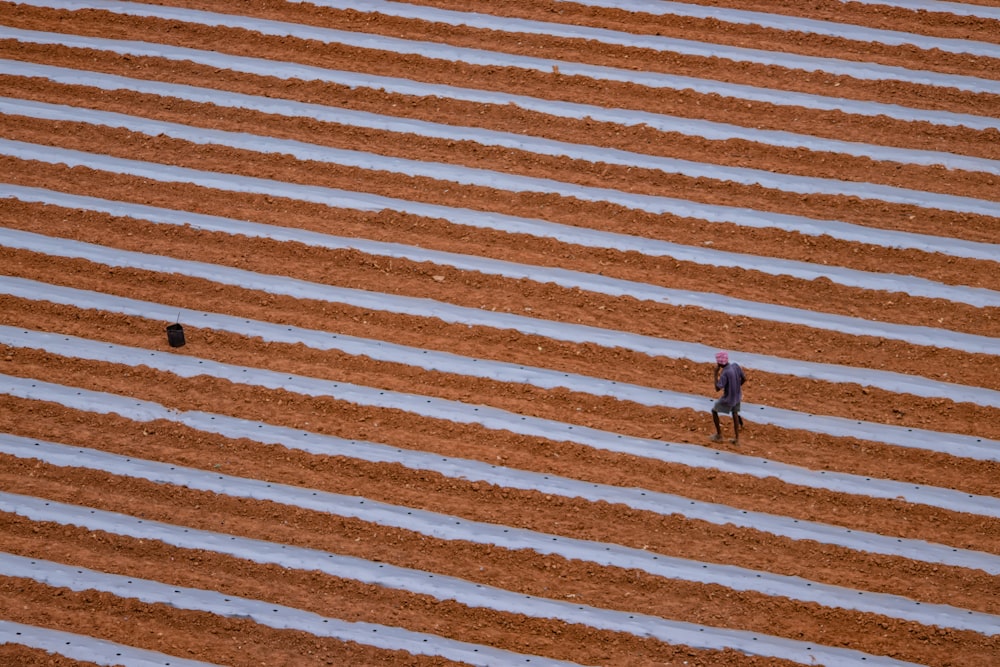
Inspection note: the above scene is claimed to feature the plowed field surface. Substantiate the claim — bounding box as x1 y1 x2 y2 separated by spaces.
0 1 998 666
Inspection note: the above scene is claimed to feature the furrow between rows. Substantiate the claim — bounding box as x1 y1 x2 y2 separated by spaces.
397 0 1000 47
1 2 995 663
0 440 994 665
4 8 1000 151
4 240 999 440
3 333 999 550
4 91 1000 239
10 0 1000 118
0 508 905 667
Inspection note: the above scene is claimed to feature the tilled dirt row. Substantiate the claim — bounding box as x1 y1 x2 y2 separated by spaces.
4 115 1000 335
2 192 998 393
4 279 999 452
1 68 999 248
4 113 999 256
5 231 1000 430
4 3 1000 161
393 0 1000 48
4 73 1000 205
1 1 997 665
141 0 1000 114
1 414 997 667
0 549 802 667
0 567 456 667
4 144 997 296
2 342 998 569
2 76 1000 252
6 0 1000 120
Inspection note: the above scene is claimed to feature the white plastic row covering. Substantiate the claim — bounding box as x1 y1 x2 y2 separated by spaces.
831 0 1000 18
3 374 996 569
17 144 982 286
324 2 982 85
4 322 998 491
0 551 584 667
0 498 935 666
513 0 1000 40
8 185 998 313
6 95 1000 222
4 137 997 266
5 273 997 412
18 0 1000 93
2 25 996 132
3 433 997 634
3 220 996 359
6 268 1000 444
0 620 222 667
5 59 999 177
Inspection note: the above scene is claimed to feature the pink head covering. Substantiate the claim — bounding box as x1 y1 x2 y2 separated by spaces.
715 351 729 365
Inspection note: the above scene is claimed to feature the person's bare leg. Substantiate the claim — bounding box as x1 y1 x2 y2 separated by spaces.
711 411 722 441
731 413 740 444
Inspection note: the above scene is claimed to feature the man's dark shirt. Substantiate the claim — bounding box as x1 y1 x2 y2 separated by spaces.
715 363 746 408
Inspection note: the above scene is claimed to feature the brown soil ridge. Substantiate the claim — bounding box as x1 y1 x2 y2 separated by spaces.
4 73 1000 203
4 290 999 446
395 0 1000 47
2 1 998 665
4 1 998 119
3 109 997 247
0 479 994 667
5 152 999 295
2 427 998 665
5 8 1000 160
3 345 998 554
4 229 999 393
2 192 997 345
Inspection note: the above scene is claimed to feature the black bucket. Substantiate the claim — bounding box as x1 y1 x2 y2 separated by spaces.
166 322 186 348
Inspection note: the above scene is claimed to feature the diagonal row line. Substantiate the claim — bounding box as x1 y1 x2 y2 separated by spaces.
0 497 944 666
3 325 996 485
561 0 1000 24
9 183 997 311
0 620 221 667
0 549 578 667
2 25 995 131
3 433 996 632
2 221 995 357
4 59 999 176
5 275 996 409
17 0 1000 95
4 131 993 260
2 374 996 564
6 95 999 218
462 0 1000 51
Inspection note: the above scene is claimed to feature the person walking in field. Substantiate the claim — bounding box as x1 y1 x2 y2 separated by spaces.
710 351 746 444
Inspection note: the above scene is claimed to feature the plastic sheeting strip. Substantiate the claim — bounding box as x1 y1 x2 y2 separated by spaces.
5 95 999 220
2 377 995 570
4 183 996 310
3 132 994 263
545 0 1000 48
5 322 1000 465
4 275 996 410
2 219 997 358
0 620 222 667
0 501 933 666
4 327 1000 502
19 0 1000 93
5 59 999 176
3 433 998 632
1 24 995 134
0 552 585 667
3 325 997 465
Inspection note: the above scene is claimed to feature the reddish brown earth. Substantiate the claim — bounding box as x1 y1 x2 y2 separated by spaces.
0 1 998 666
